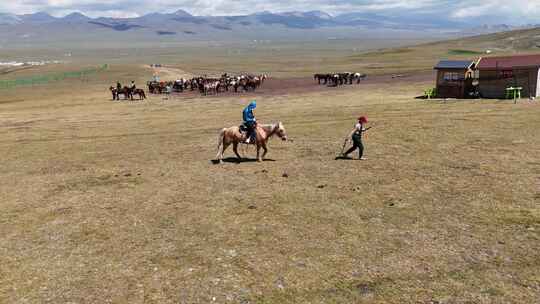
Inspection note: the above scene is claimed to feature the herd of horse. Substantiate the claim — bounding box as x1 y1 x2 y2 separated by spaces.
108 72 365 103
109 86 147 101
314 72 367 86
147 74 267 96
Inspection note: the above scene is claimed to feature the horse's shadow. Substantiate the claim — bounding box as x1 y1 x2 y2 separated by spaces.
211 157 276 164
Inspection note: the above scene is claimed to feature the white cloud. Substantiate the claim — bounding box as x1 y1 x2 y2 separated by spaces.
86 10 140 18
451 0 540 24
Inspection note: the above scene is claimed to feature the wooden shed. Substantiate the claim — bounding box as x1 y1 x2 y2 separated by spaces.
477 54 540 99
434 60 476 98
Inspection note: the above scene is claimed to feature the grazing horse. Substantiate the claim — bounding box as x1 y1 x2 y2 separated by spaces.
202 80 219 95
122 86 134 100
147 81 157 94
244 77 261 91
231 78 241 92
216 122 288 163
329 74 340 86
339 72 353 84
132 88 146 100
314 74 328 85
354 73 367 83
173 80 184 92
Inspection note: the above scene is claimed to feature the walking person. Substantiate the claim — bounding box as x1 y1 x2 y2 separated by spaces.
343 116 371 160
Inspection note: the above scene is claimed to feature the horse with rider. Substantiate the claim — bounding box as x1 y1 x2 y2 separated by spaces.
110 81 146 100
216 100 288 163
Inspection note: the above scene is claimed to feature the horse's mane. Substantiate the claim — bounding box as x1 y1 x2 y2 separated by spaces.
259 122 278 132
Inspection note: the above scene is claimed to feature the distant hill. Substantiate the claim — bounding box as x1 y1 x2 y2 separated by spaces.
62 12 91 22
346 26 540 76
0 13 21 25
19 11 57 23
395 27 540 57
402 26 540 56
454 27 540 51
0 10 536 47
1 10 533 31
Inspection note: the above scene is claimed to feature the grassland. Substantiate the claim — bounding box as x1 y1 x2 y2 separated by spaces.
347 27 540 76
0 36 539 303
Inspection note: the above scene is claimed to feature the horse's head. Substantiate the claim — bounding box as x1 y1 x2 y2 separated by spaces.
275 121 287 141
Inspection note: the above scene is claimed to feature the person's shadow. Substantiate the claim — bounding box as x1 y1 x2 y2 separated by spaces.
335 156 354 160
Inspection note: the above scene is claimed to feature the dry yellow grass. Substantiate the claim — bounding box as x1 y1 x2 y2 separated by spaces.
0 64 539 303
0 37 539 303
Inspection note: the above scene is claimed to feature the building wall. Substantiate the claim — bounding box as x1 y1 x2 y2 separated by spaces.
537 69 540 97
435 69 469 98
478 68 539 99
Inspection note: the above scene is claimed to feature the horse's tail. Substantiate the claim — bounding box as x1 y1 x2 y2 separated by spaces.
216 128 226 160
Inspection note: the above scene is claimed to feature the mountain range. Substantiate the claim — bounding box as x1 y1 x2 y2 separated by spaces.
0 10 470 29
0 10 536 46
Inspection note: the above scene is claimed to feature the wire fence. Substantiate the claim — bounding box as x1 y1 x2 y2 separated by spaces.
0 64 108 89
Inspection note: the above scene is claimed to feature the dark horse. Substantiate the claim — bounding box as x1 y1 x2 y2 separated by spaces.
314 73 330 85
132 88 147 100
110 86 131 100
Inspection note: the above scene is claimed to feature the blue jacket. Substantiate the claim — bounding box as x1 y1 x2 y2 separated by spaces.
243 101 256 123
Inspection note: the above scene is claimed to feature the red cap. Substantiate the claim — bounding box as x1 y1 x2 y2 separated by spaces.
358 116 368 123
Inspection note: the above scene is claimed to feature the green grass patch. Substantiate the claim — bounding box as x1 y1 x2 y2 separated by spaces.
448 49 484 55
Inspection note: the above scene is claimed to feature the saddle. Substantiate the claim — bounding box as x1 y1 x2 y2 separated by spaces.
239 124 257 144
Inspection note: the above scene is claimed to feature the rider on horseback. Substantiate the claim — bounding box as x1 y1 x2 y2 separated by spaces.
116 81 122 91
130 81 136 90
242 100 257 144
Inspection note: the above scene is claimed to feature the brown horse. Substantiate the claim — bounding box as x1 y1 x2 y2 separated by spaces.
216 122 287 163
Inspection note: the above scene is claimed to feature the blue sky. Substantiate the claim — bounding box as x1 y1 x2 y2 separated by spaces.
1 0 539 24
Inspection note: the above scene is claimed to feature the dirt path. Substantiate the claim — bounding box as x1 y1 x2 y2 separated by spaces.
142 65 194 81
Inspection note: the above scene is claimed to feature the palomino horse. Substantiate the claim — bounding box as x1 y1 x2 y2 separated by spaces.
216 122 287 163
